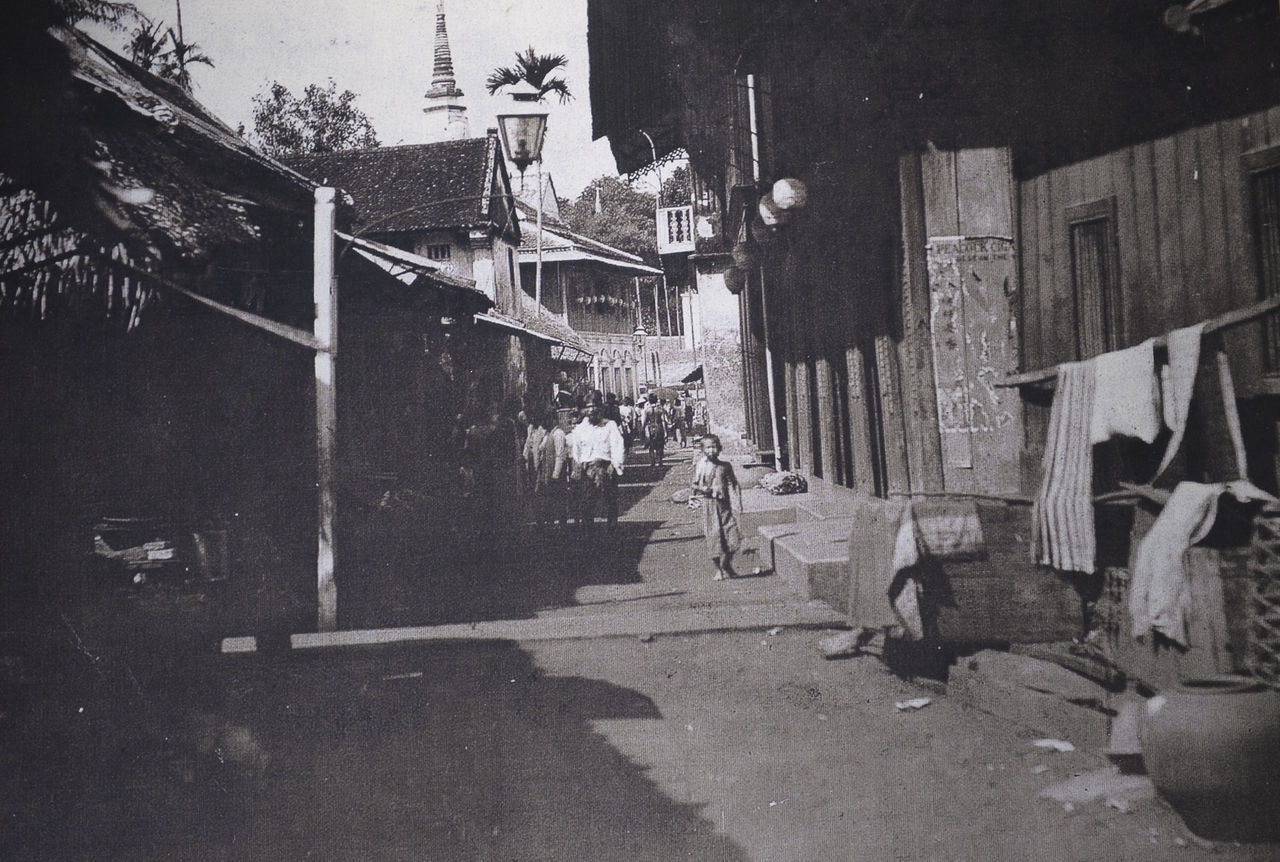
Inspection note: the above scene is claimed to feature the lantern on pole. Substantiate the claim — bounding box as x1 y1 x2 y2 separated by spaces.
496 81 549 308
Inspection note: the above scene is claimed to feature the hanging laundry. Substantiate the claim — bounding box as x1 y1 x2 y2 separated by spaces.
848 498 917 634
1090 338 1161 444
846 498 985 639
1129 480 1275 646
1153 323 1206 481
1215 350 1248 479
1033 362 1097 573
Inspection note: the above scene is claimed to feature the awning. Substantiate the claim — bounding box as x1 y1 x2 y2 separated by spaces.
518 220 662 276
338 232 486 297
475 310 595 363
524 246 663 275
681 365 703 384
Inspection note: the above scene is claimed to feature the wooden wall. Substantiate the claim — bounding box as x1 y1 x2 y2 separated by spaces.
912 147 1024 496
1019 105 1280 388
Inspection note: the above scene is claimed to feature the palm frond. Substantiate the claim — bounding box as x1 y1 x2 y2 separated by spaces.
486 47 573 102
485 66 525 96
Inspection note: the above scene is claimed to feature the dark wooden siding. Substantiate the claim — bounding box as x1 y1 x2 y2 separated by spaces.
1019 106 1280 391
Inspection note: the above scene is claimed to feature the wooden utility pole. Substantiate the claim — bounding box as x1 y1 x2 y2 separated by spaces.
313 187 338 632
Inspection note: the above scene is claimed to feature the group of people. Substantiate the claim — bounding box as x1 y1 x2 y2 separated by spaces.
459 385 742 580
613 393 701 467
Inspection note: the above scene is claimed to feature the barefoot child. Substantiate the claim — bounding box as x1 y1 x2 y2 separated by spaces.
690 434 743 580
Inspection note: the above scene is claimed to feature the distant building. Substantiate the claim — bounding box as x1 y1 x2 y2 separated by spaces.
515 174 662 400
421 0 469 142
287 133 591 405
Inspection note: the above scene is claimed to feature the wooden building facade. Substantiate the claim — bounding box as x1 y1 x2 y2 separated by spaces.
589 0 1280 666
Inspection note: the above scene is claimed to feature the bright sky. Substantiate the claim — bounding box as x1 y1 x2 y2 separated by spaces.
89 0 620 198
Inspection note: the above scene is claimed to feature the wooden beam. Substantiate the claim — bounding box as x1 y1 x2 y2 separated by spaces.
122 262 320 351
795 360 812 475
815 356 839 481
314 187 338 633
875 334 912 494
845 345 876 495
999 294 1280 387
897 152 945 492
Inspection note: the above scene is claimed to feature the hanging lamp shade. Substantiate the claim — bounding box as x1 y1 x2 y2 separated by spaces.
772 178 808 210
758 192 791 227
496 82 548 173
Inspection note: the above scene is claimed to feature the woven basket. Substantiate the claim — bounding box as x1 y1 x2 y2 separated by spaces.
1245 505 1280 689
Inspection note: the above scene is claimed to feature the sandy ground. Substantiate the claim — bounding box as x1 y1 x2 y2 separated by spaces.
2 441 1278 860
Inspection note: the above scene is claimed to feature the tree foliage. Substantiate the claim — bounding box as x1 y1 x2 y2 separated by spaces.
57 0 141 28
244 79 379 158
559 165 696 266
485 47 573 104
560 176 657 265
125 19 213 93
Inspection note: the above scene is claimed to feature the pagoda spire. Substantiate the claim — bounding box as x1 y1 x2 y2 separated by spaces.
423 0 469 140
427 0 461 97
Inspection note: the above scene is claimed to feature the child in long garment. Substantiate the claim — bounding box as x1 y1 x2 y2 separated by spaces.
690 434 743 580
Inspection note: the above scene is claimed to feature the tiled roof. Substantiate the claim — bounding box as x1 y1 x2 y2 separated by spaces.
285 139 507 234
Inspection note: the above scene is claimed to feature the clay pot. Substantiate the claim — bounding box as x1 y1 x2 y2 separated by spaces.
771 177 808 210
723 265 745 295
1140 676 1280 842
750 218 780 247
757 192 791 227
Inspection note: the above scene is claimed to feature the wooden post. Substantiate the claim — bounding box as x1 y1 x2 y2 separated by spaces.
874 334 911 495
897 152 945 493
534 158 544 308
845 345 876 495
785 360 799 471
815 356 838 481
794 360 812 475
314 187 338 632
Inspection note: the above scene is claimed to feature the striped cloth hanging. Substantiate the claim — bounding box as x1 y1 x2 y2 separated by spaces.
1032 361 1097 573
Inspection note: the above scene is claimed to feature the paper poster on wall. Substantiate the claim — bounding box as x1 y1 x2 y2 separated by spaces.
926 236 1020 481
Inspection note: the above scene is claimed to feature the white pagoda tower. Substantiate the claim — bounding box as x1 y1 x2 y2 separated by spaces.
422 1 469 142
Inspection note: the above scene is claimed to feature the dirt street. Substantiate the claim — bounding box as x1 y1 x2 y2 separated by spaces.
2 442 1278 860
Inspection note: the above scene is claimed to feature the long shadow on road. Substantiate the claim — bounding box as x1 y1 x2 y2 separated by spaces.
338 458 687 630
32 640 749 861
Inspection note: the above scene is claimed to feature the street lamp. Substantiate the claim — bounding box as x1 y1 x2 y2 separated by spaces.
496 82 549 310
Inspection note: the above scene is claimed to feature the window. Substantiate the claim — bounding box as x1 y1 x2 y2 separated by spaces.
1067 198 1121 358
423 243 451 261
1248 157 1280 371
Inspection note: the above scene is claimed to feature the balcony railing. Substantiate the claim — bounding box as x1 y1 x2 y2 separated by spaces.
657 205 695 255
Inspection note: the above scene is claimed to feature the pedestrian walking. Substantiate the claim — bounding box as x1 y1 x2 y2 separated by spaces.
671 397 686 447
690 434 742 580
531 408 569 529
642 394 669 466
619 396 637 450
570 391 626 533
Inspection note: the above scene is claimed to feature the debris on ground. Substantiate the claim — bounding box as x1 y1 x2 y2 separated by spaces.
894 697 932 711
758 471 808 495
1030 764 1049 775
638 633 655 643
1038 766 1155 806
1031 738 1075 753
766 627 781 636
819 629 879 659
1105 796 1134 814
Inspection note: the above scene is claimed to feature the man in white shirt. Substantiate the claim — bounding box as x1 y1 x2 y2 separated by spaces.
571 390 626 532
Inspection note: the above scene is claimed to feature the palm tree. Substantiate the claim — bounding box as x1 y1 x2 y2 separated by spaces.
125 19 167 72
485 47 573 104
160 26 213 93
